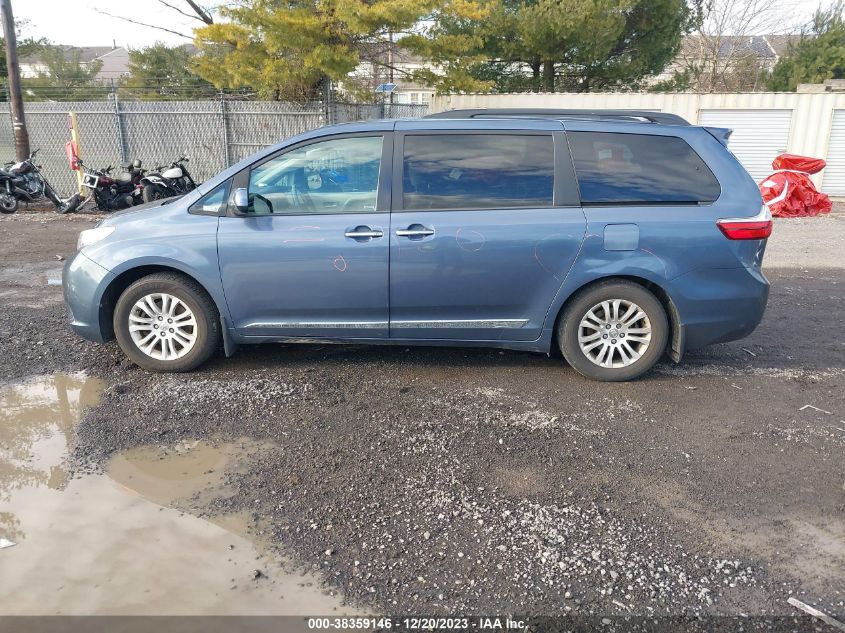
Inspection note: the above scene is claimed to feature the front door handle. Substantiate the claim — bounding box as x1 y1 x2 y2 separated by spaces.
345 226 384 240
396 225 435 238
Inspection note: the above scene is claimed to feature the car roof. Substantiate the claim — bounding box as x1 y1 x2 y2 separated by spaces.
426 108 691 126
394 117 563 132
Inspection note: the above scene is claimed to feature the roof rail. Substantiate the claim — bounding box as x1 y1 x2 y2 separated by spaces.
425 108 690 126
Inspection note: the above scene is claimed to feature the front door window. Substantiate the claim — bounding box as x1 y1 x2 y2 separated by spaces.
248 136 383 215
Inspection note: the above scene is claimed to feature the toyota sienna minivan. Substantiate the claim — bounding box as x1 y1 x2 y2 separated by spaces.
63 109 771 381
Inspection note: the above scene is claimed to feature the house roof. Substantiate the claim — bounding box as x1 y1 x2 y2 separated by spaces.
20 45 125 65
678 33 806 61
680 35 777 60
764 34 802 57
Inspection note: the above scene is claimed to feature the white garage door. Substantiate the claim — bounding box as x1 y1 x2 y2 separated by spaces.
698 109 792 182
823 110 845 196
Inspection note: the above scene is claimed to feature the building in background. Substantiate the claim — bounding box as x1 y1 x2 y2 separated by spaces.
19 46 130 82
652 34 800 91
344 42 436 105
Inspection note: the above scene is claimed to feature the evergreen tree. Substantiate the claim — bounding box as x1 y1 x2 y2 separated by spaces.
121 43 214 99
402 0 698 93
191 0 440 100
768 2 845 92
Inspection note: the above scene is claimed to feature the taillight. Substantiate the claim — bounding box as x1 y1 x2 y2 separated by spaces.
717 205 773 240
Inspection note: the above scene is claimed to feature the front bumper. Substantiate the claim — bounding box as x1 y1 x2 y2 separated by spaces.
62 251 114 343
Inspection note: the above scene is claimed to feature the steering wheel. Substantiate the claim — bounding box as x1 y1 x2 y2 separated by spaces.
291 186 315 213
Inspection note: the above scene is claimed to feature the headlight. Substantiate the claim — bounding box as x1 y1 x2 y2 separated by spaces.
77 226 115 250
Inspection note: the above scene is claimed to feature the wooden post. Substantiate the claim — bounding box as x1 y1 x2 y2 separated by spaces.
0 0 30 160
68 111 83 193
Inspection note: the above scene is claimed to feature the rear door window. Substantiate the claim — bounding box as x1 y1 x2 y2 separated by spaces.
567 132 720 204
401 134 554 210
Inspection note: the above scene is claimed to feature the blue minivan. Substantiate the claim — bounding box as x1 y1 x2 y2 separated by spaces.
62 109 771 381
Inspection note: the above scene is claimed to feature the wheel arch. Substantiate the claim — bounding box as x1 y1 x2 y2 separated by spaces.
98 264 231 353
550 274 683 362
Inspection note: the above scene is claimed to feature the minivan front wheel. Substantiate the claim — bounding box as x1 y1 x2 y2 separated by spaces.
558 281 668 382
114 273 219 372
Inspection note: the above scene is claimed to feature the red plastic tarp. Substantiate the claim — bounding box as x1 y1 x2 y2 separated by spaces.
759 153 831 218
771 153 826 174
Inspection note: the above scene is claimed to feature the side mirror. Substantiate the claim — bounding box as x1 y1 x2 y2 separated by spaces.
232 187 249 212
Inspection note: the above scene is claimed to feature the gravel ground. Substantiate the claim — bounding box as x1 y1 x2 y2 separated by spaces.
0 209 843 620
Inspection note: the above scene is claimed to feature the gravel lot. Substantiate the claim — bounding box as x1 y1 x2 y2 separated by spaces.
0 210 843 620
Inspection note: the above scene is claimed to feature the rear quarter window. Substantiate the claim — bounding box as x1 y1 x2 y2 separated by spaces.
568 131 720 204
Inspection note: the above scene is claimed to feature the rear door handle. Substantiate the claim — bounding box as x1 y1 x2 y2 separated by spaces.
345 226 384 240
396 225 435 238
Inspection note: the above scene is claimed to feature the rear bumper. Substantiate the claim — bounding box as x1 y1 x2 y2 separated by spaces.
672 266 769 353
62 251 114 343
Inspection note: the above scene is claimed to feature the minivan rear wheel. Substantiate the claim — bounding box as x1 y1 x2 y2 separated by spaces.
558 280 668 382
114 272 219 372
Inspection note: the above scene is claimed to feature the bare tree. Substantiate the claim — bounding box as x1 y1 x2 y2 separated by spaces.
151 0 215 24
96 0 215 40
676 0 802 92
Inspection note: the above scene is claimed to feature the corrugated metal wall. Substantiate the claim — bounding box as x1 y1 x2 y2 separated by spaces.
824 110 845 195
431 92 845 194
698 109 792 181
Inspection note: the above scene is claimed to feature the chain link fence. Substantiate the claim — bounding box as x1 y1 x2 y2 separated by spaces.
0 96 429 195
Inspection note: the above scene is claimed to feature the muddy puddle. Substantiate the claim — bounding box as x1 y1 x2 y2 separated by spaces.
0 373 356 616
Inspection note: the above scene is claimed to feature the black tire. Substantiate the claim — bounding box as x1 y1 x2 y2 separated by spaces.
0 194 17 214
142 184 167 204
113 272 220 372
557 280 668 382
57 193 82 214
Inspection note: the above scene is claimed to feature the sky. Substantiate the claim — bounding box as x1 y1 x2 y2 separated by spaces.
13 0 224 49
12 0 837 50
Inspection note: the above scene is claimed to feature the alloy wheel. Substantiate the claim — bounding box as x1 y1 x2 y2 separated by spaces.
578 299 652 368
128 292 198 361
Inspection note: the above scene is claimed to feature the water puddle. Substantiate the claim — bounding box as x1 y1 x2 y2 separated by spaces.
107 438 278 545
109 438 262 508
0 374 356 616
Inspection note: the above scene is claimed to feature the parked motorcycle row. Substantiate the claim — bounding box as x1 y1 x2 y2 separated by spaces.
0 151 197 215
79 155 197 211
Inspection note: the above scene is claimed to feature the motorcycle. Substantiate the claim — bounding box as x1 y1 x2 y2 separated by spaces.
140 155 197 203
0 149 81 214
77 158 146 211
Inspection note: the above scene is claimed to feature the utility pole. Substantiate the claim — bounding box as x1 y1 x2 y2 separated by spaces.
1 0 29 160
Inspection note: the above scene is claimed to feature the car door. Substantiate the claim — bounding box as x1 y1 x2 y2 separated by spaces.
389 127 586 342
217 133 391 339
